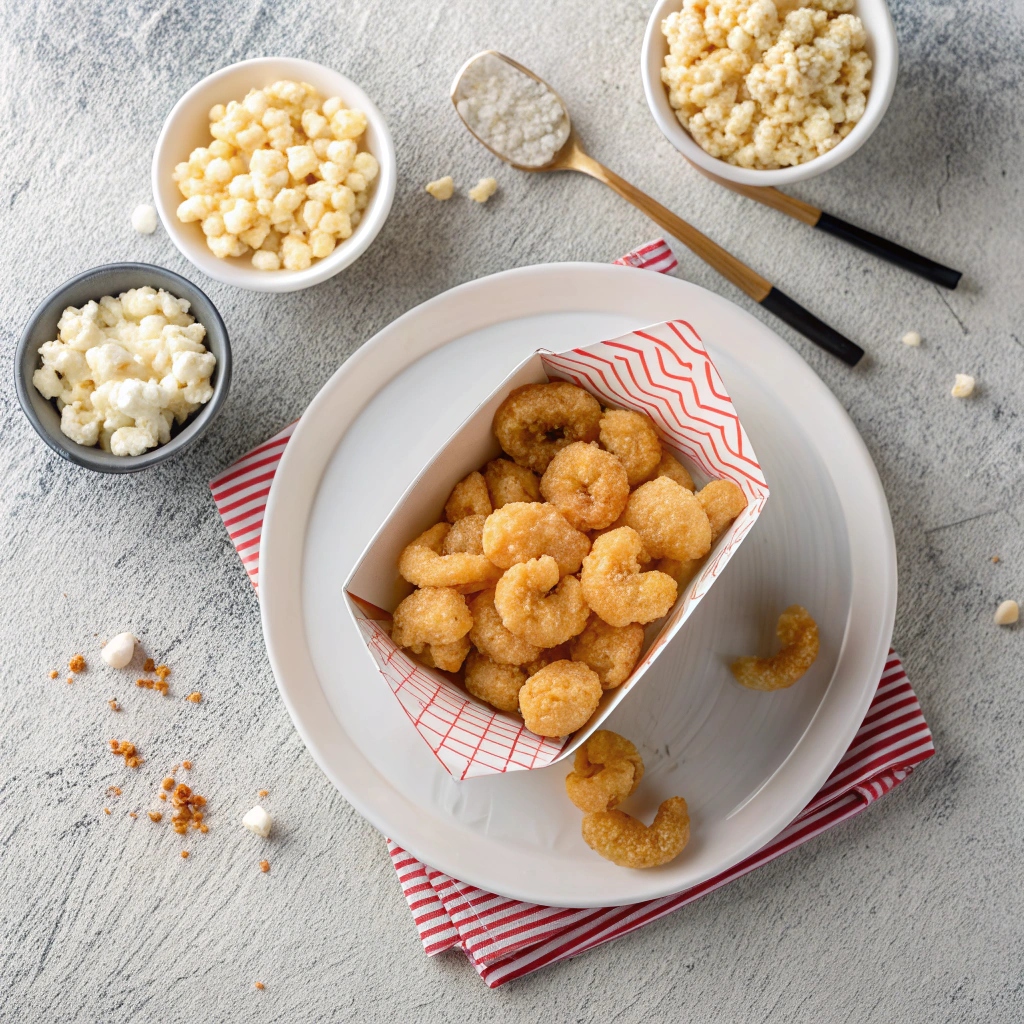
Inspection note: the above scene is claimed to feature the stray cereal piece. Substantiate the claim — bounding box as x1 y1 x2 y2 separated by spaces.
951 374 976 398
155 664 171 682
242 806 272 838
69 654 86 673
148 811 163 822
425 176 455 200
143 658 155 672
131 203 158 235
581 796 690 868
258 789 269 798
186 692 202 703
254 982 265 991
101 633 136 668
902 331 921 347
260 860 270 873
49 670 58 679
731 605 820 691
469 177 498 203
109 739 143 768
994 600 1019 626
103 808 111 815
565 730 644 812
183 761 192 771
181 851 189 859
108 699 120 712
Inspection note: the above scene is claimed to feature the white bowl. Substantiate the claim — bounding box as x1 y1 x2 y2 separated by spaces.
152 57 396 293
641 0 898 187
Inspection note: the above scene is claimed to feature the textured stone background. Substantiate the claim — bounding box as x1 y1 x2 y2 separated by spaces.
1 0 1021 1020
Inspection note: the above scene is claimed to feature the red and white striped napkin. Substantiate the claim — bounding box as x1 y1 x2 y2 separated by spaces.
210 239 933 987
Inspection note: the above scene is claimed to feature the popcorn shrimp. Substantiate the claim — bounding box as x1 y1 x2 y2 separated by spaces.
731 606 819 691
493 382 602 473
569 616 644 688
696 479 748 540
623 477 712 561
398 523 501 592
445 470 492 522
482 502 590 576
391 587 472 649
468 589 543 666
442 514 486 556
484 458 541 508
518 660 602 737
493 556 591 648
655 557 702 590
653 451 694 490
464 651 526 713
540 442 630 531
581 528 677 627
598 408 662 486
422 635 471 673
581 796 690 868
564 730 644 812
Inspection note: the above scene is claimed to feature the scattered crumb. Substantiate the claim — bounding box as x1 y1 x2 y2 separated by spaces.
199 824 209 834
180 850 189 859
66 676 74 685
992 556 1000 564
186 692 202 703
155 664 171 682
129 812 137 819
162 777 175 791
109 739 143 768
49 670 58 679
425 176 455 200
258 789 269 798
951 373 976 398
101 632 136 668
242 806 272 838
901 330 921 347
158 792 167 801
69 654 86 673
260 860 270 873
132 203 158 235
183 761 192 771
107 785 122 796
136 677 169 695
469 177 498 203
254 982 265 991
994 600 1019 626
103 808 111 815
148 811 163 822
169 781 207 835
143 658 155 672
108 698 121 712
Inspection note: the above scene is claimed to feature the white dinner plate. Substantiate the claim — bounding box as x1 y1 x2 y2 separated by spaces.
260 263 896 908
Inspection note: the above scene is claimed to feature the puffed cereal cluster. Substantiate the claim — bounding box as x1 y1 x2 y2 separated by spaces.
173 80 379 271
661 0 871 169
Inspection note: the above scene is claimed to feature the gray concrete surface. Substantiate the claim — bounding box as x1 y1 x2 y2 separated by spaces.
1 0 1021 1020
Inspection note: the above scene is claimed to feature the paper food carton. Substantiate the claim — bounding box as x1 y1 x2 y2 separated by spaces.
343 319 768 780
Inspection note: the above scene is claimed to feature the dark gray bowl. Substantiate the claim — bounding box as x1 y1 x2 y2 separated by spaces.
15 263 231 474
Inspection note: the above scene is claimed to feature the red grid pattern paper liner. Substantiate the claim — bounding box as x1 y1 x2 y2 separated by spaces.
388 652 934 987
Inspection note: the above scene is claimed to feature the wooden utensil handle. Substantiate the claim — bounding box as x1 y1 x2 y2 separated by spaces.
814 213 962 290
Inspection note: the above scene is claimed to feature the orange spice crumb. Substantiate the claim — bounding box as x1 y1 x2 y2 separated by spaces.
148 811 163 822
49 670 58 679
107 785 122 796
108 699 120 712
258 789 269 798
260 860 270 873
254 982 265 991
155 664 171 682
109 739 143 768
180 851 189 859
128 812 137 819
69 654 86 673
161 777 175 791
158 792 167 801
143 658 155 672
199 824 209 834
992 556 1000 563
186 692 202 704
182 761 192 771
66 676 74 685
103 808 111 815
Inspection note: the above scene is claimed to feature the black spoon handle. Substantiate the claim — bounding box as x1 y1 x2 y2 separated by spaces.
759 287 864 366
815 212 962 290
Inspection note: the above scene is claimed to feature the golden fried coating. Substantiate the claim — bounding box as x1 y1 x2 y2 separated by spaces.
581 796 690 868
493 382 602 473
482 502 590 576
522 644 570 676
540 442 630 531
569 616 644 689
464 651 526 713
598 408 662 486
653 451 694 490
445 470 492 522
484 458 541 508
425 635 472 672
494 556 591 648
392 587 473 649
655 557 703 590
442 514 486 555
518 660 602 737
468 589 543 666
696 479 748 541
398 523 502 592
581 528 678 628
623 477 712 561
564 730 644 812
731 605 819 691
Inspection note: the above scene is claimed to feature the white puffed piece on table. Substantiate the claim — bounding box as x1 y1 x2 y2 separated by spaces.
425 176 454 200
469 177 498 203
242 805 272 837
901 331 921 347
131 204 158 234
951 374 976 398
101 632 136 669
994 600 1019 626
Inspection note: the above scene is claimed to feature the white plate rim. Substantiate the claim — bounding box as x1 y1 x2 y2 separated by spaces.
259 263 896 907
